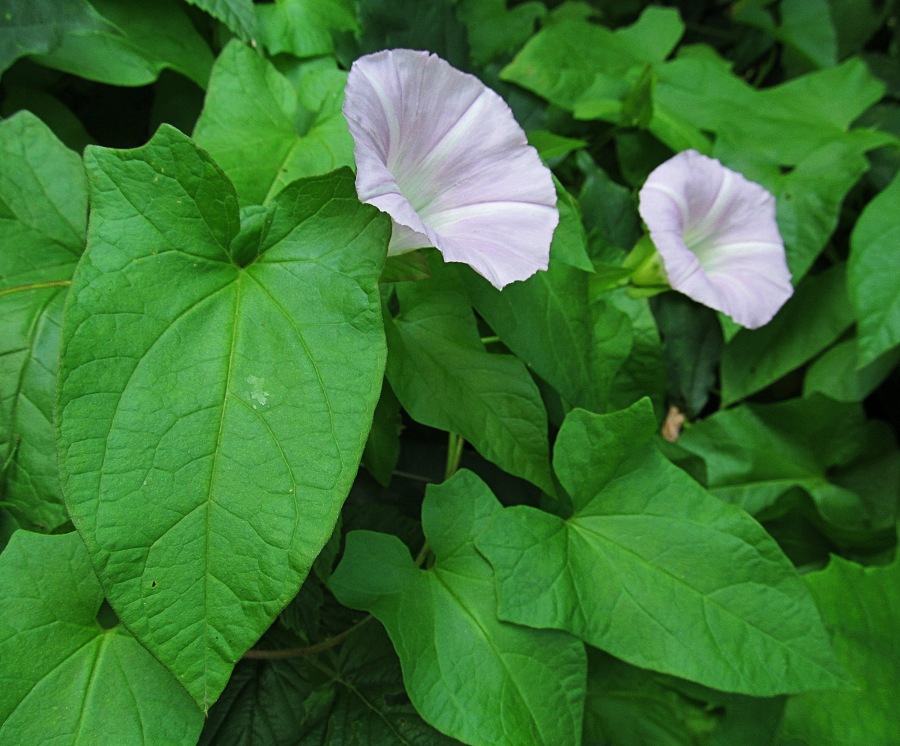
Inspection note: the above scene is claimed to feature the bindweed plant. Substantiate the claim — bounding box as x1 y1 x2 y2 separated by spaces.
1 1 899 744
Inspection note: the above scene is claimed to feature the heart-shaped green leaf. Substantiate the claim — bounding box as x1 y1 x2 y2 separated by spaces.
0 111 86 531
386 265 555 494
57 125 389 708
0 530 204 743
477 400 849 695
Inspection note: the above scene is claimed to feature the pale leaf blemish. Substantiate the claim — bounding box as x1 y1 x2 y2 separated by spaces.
246 375 270 407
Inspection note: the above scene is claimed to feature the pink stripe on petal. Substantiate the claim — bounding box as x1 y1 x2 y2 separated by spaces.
639 150 793 329
344 49 558 289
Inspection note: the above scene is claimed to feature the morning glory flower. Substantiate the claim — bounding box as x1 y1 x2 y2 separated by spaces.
343 48 559 289
638 150 793 329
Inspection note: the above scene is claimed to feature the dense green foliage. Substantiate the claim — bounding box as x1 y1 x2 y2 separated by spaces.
1 1 898 744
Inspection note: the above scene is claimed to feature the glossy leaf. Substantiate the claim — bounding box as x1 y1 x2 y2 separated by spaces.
57 126 389 708
29 0 214 87
0 531 204 743
385 265 554 494
194 41 354 206
653 57 883 166
256 0 358 58
457 0 545 65
734 0 837 71
781 556 900 745
477 400 848 695
804 339 900 403
0 112 86 531
185 0 256 41
462 258 633 414
670 395 900 546
721 264 854 406
772 135 879 280
329 470 587 746
549 182 593 272
501 7 683 118
0 0 103 75
848 172 900 366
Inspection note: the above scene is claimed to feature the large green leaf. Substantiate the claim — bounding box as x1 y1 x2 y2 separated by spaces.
56 126 390 709
0 112 86 531
329 470 587 746
734 0 837 72
477 400 848 695
29 0 214 87
256 0 358 58
456 0 546 65
779 0 838 71
386 264 554 494
848 172 900 366
770 135 879 280
500 7 683 118
185 0 256 41
0 0 104 75
670 395 899 547
0 531 204 743
194 41 354 206
461 258 633 414
781 555 900 745
653 57 883 165
720 264 854 406
804 338 900 403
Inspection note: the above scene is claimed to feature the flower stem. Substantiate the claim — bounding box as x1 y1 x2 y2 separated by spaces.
444 431 465 481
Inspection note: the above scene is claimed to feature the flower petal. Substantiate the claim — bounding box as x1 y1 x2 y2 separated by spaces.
639 150 793 329
343 48 558 289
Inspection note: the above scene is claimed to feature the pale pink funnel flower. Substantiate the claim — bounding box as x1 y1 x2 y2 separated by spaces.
343 49 559 289
639 150 793 329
